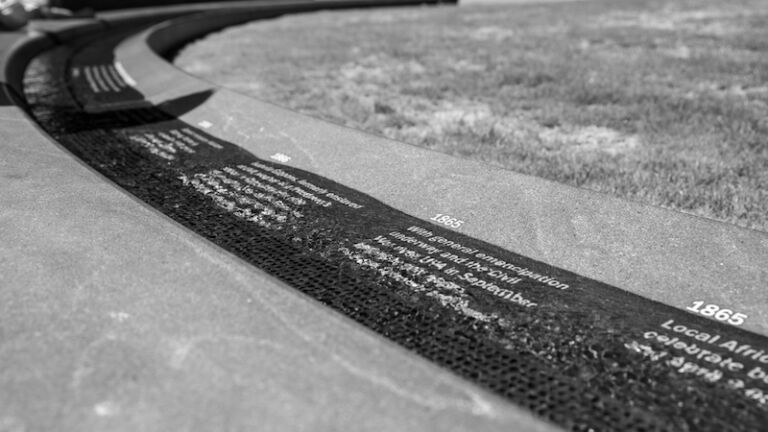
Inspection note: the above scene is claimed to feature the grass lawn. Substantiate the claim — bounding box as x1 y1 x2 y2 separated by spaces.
175 0 768 232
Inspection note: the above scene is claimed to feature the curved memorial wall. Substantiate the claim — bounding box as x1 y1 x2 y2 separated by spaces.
2 1 768 431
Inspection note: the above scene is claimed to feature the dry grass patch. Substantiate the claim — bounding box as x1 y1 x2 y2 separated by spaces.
176 0 768 231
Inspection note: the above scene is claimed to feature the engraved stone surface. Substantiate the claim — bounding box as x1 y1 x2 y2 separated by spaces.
3 3 768 431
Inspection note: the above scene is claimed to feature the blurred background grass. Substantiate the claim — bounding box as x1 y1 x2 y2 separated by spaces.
176 0 768 231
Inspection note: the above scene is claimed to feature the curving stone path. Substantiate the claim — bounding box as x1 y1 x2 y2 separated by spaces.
2 1 768 431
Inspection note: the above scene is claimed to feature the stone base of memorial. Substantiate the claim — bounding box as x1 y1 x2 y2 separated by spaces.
1 2 767 431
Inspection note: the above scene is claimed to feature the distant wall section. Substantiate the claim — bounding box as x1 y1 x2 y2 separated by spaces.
53 0 455 12
52 0 243 11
